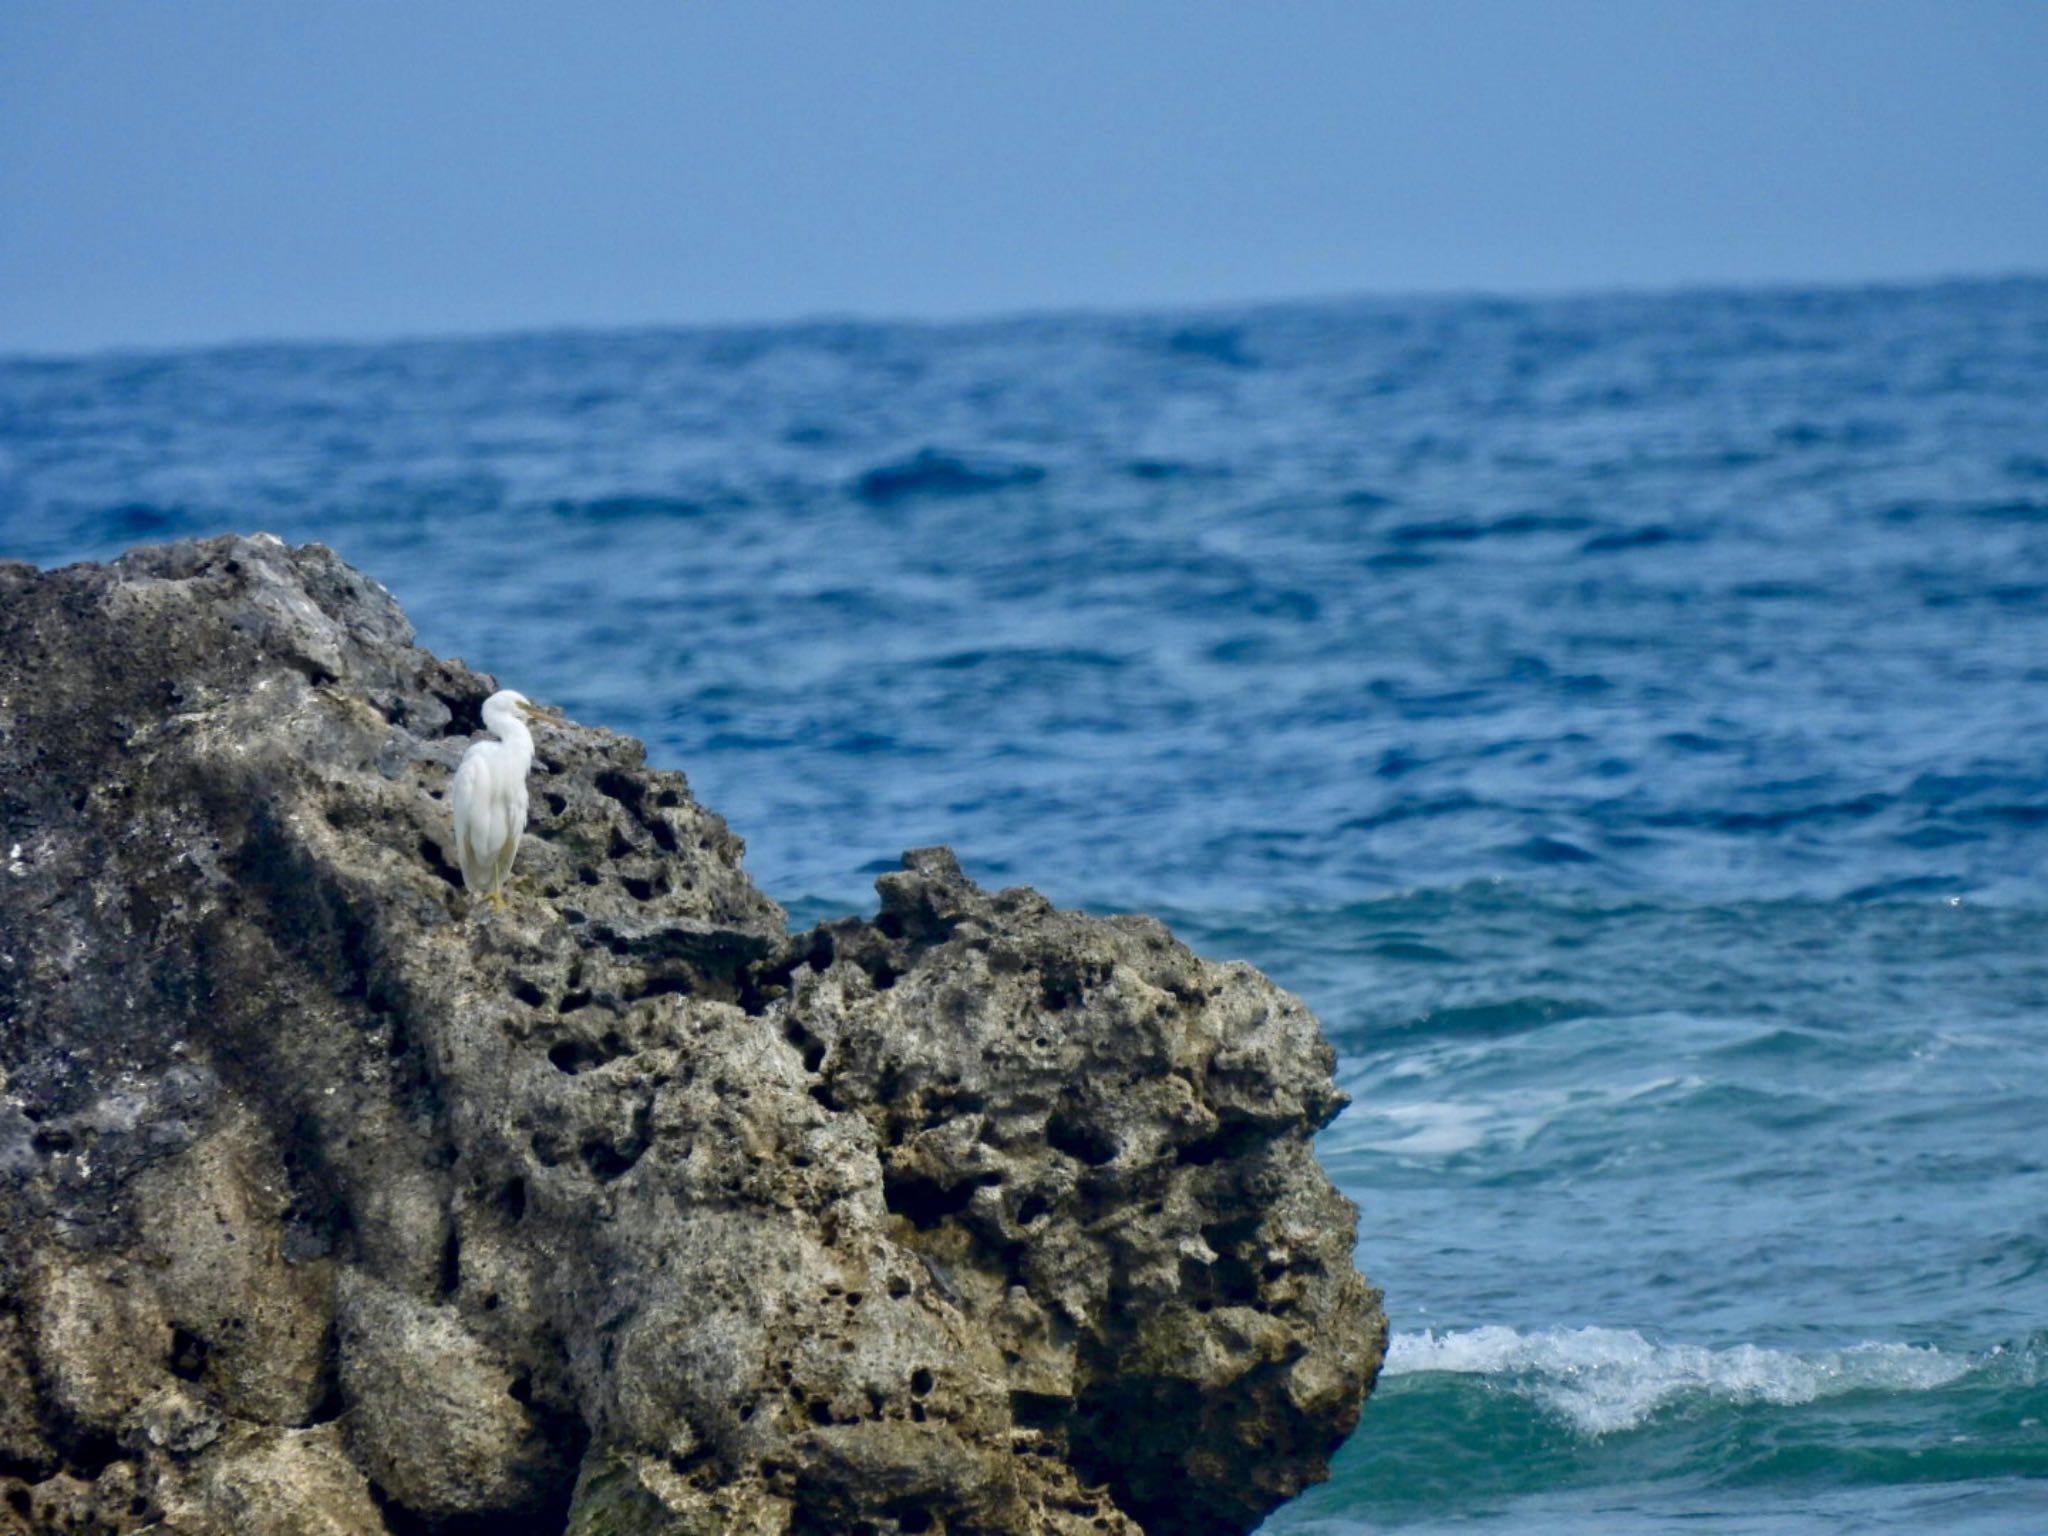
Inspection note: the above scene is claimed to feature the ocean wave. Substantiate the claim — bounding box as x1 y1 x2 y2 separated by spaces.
1384 1325 1979 1437
1328 1069 1682 1160
548 493 722 522
1580 524 1689 553
92 500 207 542
1388 513 1593 545
851 447 1046 505
1164 324 1255 367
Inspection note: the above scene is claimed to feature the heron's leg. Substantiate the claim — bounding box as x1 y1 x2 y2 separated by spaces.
488 891 509 912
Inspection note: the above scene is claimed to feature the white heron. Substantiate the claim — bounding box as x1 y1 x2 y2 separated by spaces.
450 689 555 909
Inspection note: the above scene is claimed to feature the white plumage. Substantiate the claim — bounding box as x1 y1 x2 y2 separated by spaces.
450 689 547 908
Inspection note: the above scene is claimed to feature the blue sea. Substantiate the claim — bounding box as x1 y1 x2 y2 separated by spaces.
4 279 2047 1533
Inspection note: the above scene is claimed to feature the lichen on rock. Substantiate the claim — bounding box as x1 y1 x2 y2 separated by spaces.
0 535 1386 1534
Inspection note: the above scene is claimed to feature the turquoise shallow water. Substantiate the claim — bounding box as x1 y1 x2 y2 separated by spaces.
1217 891 2048 1532
5 278 2047 1529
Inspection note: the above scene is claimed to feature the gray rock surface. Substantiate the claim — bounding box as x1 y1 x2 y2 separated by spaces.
0 535 1385 1534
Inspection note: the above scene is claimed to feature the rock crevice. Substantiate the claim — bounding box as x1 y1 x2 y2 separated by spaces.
0 535 1385 1535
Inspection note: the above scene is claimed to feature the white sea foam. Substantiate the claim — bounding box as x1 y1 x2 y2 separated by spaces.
1335 1074 1693 1161
1346 1100 1497 1156
1384 1325 1975 1437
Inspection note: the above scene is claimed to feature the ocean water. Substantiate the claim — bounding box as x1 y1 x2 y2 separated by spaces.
4 278 2047 1532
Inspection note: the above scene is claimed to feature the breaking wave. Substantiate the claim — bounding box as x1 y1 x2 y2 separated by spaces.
1385 1325 1984 1437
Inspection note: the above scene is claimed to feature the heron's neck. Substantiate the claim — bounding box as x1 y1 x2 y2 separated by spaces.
492 715 535 766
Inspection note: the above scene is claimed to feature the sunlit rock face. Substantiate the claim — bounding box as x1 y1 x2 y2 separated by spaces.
0 534 1385 1535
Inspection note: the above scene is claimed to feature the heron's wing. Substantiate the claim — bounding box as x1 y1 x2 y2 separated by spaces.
489 806 523 893
450 744 496 890
489 780 528 893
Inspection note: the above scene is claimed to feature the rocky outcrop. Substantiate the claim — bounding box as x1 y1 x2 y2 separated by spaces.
0 535 1385 1535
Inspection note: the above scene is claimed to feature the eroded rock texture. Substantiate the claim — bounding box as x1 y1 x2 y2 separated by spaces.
0 536 1385 1534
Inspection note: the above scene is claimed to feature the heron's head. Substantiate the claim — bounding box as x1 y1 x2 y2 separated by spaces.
481 689 563 729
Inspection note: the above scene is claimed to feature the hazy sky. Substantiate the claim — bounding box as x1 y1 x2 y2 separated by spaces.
3 1 2044 353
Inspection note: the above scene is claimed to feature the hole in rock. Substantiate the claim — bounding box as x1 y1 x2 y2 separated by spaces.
622 875 661 902
910 1368 934 1397
168 1326 210 1382
511 980 546 1008
545 792 568 816
435 691 486 737
1211 1256 1260 1305
919 1091 986 1131
496 1177 527 1221
883 1171 994 1230
595 769 646 810
1010 1390 1069 1431
581 1137 640 1181
64 1428 124 1477
1194 1216 1266 1305
1203 1215 1262 1251
1046 1114 1118 1167
1175 1120 1264 1167
418 837 464 890
547 1040 596 1074
438 1228 462 1296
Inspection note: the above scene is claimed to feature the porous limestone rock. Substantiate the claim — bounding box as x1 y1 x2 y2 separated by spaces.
0 535 1385 1534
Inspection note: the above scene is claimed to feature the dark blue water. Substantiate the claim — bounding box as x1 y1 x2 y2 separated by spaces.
5 279 2047 1532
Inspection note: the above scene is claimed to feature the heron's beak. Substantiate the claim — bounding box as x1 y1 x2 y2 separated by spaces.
521 702 565 723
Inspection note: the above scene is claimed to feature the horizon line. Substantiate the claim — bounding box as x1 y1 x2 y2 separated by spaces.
4 265 2044 366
